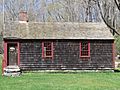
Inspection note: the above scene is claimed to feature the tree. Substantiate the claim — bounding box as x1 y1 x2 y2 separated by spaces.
97 0 120 35
3 0 101 22
2 0 120 35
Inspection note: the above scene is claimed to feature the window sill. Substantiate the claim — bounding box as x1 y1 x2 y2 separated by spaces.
80 56 90 58
43 56 53 59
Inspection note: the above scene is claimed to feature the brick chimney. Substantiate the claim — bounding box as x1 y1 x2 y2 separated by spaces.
19 11 28 22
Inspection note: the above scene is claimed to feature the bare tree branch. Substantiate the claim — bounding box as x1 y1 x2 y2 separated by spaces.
97 0 120 35
114 0 120 11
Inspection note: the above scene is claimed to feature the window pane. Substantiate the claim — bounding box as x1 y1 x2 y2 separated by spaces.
81 51 88 56
46 51 52 56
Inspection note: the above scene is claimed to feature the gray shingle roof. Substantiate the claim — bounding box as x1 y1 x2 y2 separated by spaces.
3 22 114 40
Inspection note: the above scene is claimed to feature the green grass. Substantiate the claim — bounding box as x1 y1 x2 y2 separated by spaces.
0 55 120 90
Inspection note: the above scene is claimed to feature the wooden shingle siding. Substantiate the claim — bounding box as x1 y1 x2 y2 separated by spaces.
19 40 114 71
90 40 113 69
20 42 42 64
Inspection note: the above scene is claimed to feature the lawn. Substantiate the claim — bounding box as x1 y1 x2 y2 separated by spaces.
0 55 120 90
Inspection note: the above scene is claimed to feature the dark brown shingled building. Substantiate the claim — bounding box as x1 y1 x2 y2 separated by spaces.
3 22 115 71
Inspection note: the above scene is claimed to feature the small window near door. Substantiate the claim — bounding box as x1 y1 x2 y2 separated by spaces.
42 42 53 59
80 41 90 57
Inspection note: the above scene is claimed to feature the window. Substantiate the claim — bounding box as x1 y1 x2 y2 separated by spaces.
80 41 90 57
42 42 53 59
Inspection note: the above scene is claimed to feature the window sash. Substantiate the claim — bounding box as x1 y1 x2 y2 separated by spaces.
80 41 90 57
42 42 53 58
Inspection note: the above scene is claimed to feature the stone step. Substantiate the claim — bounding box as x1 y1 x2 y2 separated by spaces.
3 65 21 77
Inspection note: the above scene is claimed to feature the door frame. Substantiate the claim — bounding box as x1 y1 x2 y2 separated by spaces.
4 41 20 66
